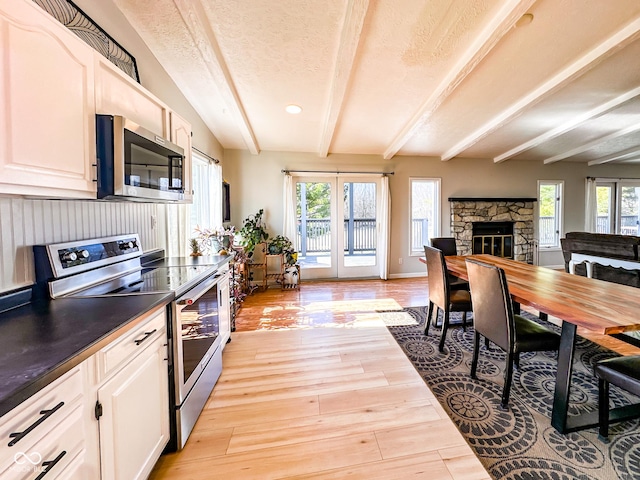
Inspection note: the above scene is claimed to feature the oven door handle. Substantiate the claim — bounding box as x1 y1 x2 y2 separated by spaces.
176 272 223 305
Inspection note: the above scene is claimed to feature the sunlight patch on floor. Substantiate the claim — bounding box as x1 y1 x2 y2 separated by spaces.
252 298 403 330
297 298 402 313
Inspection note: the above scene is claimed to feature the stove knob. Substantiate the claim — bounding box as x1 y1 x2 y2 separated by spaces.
79 249 90 259
62 251 78 262
121 241 134 250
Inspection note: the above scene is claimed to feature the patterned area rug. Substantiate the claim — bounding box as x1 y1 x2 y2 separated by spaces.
383 306 640 480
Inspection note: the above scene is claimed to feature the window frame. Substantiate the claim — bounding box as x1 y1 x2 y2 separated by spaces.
409 177 441 256
537 180 564 249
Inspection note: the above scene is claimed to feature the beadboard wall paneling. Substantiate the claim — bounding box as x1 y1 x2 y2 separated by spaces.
0 197 161 293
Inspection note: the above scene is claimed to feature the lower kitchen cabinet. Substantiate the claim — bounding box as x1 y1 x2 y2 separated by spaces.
0 305 170 479
96 330 169 480
0 365 94 479
92 306 170 480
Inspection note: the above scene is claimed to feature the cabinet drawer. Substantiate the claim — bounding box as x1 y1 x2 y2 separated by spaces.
0 366 83 461
96 309 166 382
0 403 86 480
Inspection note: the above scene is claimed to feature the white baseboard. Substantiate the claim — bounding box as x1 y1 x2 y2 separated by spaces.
388 272 427 279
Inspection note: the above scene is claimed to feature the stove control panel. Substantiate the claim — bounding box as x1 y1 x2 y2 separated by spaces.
34 234 142 279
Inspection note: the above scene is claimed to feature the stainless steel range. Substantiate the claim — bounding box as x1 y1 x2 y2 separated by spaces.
33 234 231 451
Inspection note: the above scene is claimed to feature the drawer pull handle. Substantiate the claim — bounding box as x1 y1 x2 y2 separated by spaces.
8 402 64 447
35 450 66 480
134 329 157 345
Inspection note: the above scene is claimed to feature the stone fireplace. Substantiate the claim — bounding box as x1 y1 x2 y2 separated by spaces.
450 198 536 263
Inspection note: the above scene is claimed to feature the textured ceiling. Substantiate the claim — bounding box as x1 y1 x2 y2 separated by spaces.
108 0 640 165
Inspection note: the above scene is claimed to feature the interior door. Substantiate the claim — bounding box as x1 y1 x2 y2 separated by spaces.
295 176 380 280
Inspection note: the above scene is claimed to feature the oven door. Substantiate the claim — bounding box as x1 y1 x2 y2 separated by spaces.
173 273 223 405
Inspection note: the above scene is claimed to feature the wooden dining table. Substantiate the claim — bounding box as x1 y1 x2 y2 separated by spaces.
440 254 640 434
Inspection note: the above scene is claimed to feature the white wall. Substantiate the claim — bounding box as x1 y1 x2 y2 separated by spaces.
224 150 640 276
0 198 160 293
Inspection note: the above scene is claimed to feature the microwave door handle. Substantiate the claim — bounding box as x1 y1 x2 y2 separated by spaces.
176 274 222 305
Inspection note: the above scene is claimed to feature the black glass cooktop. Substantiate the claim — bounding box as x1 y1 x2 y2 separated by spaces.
72 265 213 297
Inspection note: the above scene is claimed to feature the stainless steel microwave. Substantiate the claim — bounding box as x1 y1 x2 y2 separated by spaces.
96 115 190 202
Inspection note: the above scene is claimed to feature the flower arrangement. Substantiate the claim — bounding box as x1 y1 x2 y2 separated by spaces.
193 225 236 255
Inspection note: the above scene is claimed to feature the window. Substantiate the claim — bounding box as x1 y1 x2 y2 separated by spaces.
410 178 440 255
595 183 614 233
592 179 640 235
189 152 222 233
165 151 222 257
538 181 563 248
617 183 640 236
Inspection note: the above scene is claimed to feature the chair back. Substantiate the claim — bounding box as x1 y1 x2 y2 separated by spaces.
465 259 514 351
431 237 458 256
424 245 449 310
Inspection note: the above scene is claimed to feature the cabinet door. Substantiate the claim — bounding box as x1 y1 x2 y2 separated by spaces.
95 54 169 138
170 111 193 202
219 272 231 347
97 339 169 480
0 0 96 198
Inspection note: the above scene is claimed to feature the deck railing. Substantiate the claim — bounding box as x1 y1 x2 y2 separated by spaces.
297 218 377 255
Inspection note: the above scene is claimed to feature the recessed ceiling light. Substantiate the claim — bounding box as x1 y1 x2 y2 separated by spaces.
285 104 302 114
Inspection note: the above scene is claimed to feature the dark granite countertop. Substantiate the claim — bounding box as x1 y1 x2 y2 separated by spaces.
0 292 173 417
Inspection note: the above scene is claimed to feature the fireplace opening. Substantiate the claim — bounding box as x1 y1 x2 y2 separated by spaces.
472 221 514 258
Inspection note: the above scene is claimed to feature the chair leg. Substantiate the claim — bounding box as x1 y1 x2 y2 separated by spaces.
514 352 521 369
438 310 450 353
598 378 610 441
484 337 490 349
425 302 434 335
462 311 467 331
470 331 481 379
501 351 515 408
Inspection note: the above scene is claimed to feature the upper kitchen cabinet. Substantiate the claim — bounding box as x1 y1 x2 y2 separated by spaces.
95 55 169 139
0 0 96 198
170 111 193 201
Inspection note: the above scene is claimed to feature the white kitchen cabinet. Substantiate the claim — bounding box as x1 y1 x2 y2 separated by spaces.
95 54 170 140
94 307 169 480
219 270 231 348
0 0 96 198
170 111 193 201
0 364 97 479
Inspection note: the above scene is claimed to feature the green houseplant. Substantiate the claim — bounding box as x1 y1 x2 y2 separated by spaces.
267 235 297 265
239 209 269 256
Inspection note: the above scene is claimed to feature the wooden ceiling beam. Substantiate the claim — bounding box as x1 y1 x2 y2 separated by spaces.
174 0 260 155
441 16 640 162
382 0 536 161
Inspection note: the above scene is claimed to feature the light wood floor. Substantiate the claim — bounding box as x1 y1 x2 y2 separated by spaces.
150 278 491 479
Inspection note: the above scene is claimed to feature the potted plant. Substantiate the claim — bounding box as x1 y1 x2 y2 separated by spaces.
239 209 269 255
267 235 297 265
189 238 202 256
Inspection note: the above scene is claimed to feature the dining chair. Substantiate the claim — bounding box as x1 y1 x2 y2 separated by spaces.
594 355 640 440
424 245 472 352
430 237 469 292
465 259 560 408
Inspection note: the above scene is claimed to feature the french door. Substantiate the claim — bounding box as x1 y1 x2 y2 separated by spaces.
295 176 382 279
